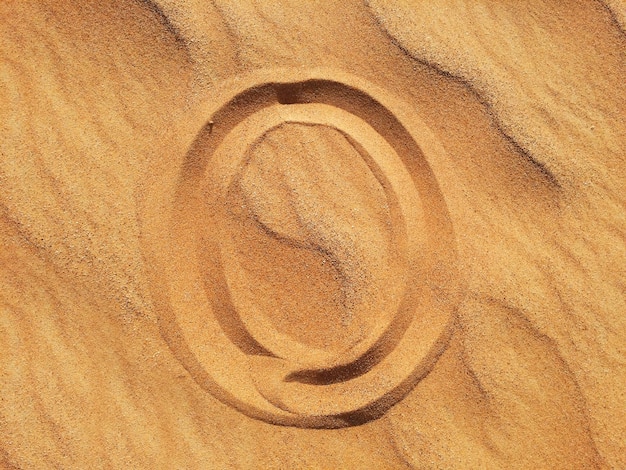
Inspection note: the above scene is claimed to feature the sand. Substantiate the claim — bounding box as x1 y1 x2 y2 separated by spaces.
0 1 625 468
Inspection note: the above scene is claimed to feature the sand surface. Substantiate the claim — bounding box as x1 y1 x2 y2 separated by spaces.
1 1 625 468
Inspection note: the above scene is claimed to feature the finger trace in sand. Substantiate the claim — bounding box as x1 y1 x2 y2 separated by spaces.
141 68 461 428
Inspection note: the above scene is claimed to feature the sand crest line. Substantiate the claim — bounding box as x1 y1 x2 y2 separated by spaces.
140 68 461 428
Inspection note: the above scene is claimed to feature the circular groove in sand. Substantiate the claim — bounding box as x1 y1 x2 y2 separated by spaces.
141 68 460 428
203 103 412 371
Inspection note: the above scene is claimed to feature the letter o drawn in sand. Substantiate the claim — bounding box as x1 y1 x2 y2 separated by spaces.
141 68 461 429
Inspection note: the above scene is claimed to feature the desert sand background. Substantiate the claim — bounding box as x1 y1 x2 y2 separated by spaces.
1 1 625 468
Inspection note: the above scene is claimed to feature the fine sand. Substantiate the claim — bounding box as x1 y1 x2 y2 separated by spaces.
1 1 625 468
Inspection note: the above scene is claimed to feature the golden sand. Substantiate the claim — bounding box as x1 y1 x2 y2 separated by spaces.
1 1 625 468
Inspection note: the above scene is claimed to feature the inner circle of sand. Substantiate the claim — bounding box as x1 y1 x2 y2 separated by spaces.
229 122 392 354
201 102 413 371
142 68 460 428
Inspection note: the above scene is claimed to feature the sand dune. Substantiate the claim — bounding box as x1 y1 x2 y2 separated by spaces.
1 1 624 468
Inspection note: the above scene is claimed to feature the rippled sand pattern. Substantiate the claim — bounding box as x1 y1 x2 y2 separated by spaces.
1 1 625 468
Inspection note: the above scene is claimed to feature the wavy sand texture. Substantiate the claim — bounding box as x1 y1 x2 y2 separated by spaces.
1 1 625 468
